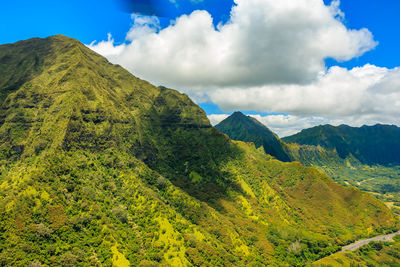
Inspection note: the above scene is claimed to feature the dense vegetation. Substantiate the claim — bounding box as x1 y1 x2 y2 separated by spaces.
283 124 400 206
0 36 398 266
217 113 400 214
283 124 400 166
215 112 291 162
284 132 400 214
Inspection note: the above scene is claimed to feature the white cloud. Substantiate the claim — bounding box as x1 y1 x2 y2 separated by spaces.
249 114 330 137
208 65 400 135
88 0 400 132
88 0 376 88
208 114 229 126
89 34 126 57
126 15 160 41
209 64 392 117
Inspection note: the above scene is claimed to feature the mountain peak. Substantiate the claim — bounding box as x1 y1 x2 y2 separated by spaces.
215 112 292 162
0 35 210 159
231 111 246 117
47 34 75 40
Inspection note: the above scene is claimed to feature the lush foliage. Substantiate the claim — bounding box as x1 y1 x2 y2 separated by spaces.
217 112 400 215
0 36 397 266
286 140 400 213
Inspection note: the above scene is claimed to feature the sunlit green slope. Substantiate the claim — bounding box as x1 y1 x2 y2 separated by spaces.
0 36 397 266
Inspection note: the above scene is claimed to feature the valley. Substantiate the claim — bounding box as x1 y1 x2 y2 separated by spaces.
216 112 400 214
216 112 400 265
283 125 400 214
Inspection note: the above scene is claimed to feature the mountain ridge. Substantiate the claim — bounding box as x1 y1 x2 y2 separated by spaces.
0 36 397 266
283 123 400 166
215 112 400 218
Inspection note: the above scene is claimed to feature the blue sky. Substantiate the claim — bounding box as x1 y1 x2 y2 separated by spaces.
2 0 399 69
325 0 400 69
1 0 400 136
0 0 232 45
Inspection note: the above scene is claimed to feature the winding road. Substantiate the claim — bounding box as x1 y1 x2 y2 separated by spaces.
340 213 400 252
341 230 400 252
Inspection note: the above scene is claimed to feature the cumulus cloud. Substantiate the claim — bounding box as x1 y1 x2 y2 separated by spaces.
126 14 161 41
89 33 126 57
246 114 387 138
208 114 229 126
88 0 400 132
208 65 400 135
249 115 332 137
209 64 392 116
88 0 376 88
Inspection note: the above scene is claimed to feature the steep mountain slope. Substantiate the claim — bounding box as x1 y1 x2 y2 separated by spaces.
0 36 398 266
283 124 400 166
215 112 291 162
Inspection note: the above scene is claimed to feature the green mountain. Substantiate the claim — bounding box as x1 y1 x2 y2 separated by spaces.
215 112 291 162
283 124 400 166
0 36 398 266
283 124 400 211
215 113 400 213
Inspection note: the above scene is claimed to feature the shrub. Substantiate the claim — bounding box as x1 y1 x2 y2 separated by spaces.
156 176 168 189
34 223 53 237
60 252 78 267
28 261 43 267
49 205 67 230
112 206 128 223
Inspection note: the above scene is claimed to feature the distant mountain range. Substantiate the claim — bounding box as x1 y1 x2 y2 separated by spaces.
216 112 400 167
0 36 398 266
216 112 400 213
283 124 400 166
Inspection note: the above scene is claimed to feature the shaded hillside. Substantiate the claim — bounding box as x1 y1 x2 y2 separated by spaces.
283 124 400 166
215 112 291 162
0 36 397 266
